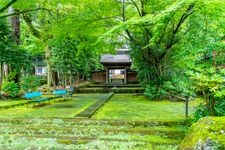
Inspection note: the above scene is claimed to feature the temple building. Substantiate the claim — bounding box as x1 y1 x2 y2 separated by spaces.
92 49 137 84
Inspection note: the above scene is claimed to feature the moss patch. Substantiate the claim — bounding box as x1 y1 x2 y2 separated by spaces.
75 93 114 118
180 117 225 149
93 94 201 121
0 94 106 118
0 100 27 108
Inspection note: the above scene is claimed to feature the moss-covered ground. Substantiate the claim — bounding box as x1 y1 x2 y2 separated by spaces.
93 94 201 121
0 94 107 118
180 117 225 149
0 99 27 107
0 118 187 149
0 93 202 149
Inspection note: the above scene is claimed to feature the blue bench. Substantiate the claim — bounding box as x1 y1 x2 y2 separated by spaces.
65 86 75 98
53 88 74 101
53 89 67 101
24 92 49 107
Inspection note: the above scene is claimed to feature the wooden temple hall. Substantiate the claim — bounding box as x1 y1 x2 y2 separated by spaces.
92 49 137 84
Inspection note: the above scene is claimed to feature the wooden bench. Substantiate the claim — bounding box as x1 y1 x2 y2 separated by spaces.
24 92 49 107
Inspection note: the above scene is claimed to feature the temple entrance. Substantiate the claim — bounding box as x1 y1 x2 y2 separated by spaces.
92 49 137 84
109 69 125 83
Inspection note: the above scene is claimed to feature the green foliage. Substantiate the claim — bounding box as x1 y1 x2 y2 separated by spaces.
144 84 167 100
187 66 225 117
194 100 225 121
193 103 210 121
20 76 41 92
144 76 194 100
2 72 20 97
50 36 102 83
2 81 20 98
214 99 225 116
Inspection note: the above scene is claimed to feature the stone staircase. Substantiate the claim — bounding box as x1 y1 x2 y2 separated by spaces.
76 83 144 93
0 118 187 149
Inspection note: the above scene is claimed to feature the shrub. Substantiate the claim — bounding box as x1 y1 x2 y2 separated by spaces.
194 100 225 121
193 103 210 121
144 84 167 100
2 81 20 98
188 67 225 117
20 76 41 92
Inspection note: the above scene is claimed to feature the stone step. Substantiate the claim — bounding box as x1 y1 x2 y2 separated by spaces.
0 134 181 145
0 125 185 139
76 87 144 93
0 118 185 149
0 135 178 150
88 84 142 88
0 118 186 127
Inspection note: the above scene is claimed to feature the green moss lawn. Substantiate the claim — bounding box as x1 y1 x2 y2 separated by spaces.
0 99 27 107
93 94 201 121
0 94 107 118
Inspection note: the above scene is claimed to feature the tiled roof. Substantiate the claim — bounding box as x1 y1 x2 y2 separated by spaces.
100 54 132 64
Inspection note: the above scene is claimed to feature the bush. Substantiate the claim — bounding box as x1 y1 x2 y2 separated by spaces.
194 100 225 121
2 81 20 98
144 84 167 100
215 99 225 116
193 103 210 121
39 77 47 85
20 76 41 92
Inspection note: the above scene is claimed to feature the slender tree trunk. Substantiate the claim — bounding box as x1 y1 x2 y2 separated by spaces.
69 70 73 85
76 73 80 85
211 97 215 116
52 71 59 86
46 63 52 87
45 46 53 87
0 63 7 100
0 63 3 93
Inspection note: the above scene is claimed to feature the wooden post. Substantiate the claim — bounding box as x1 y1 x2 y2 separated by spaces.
185 96 189 118
0 62 3 95
124 67 127 84
106 67 109 84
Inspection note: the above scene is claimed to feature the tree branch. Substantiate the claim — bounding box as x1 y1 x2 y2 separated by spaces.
22 13 41 38
159 3 196 60
130 0 142 17
0 7 55 19
173 4 195 35
0 0 18 13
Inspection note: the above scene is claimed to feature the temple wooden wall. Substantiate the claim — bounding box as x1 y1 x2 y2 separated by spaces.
92 72 106 83
127 72 138 83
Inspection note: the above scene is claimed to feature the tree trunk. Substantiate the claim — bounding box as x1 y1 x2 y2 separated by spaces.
9 7 21 83
69 70 73 85
9 7 20 45
52 71 59 86
0 63 7 100
46 62 52 87
45 46 53 87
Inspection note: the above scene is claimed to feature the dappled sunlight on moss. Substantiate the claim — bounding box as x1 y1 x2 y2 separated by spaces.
93 94 201 121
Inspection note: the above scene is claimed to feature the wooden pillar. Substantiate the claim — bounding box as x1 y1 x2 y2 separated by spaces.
124 67 127 84
106 67 109 84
